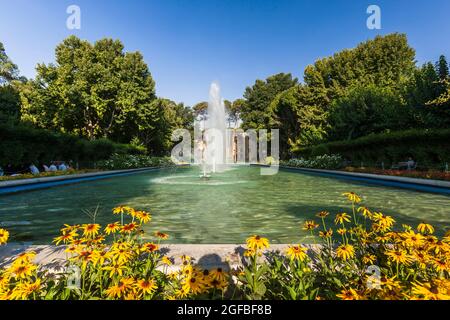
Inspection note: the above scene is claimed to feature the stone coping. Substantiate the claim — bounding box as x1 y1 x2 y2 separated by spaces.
281 166 450 190
0 167 160 188
0 244 319 271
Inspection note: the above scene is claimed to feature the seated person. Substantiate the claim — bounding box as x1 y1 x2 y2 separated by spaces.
29 164 40 175
406 157 415 170
43 165 50 172
58 162 68 171
49 162 58 172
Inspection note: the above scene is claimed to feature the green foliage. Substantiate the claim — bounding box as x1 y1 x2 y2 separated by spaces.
296 129 450 168
0 42 19 84
328 84 407 141
282 154 344 170
97 154 174 170
240 73 298 130
0 124 143 167
19 36 156 144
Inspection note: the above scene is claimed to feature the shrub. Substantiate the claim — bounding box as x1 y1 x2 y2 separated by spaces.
282 154 344 170
295 129 450 168
0 124 144 167
97 154 175 170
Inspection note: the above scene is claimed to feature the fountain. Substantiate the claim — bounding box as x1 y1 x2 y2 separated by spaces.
201 82 228 178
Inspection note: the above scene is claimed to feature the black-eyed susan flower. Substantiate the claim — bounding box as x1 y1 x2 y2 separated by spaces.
105 278 134 299
334 213 351 225
0 228 10 245
417 223 435 235
161 256 173 266
13 251 36 265
362 254 376 265
319 229 333 239
136 279 157 296
336 244 355 261
9 262 36 279
105 222 120 235
112 206 131 215
302 220 319 231
175 286 190 299
141 242 159 253
385 249 412 265
316 211 330 218
342 192 361 203
154 231 169 240
183 275 206 295
210 267 227 282
81 224 100 238
372 212 395 229
337 228 347 235
357 206 372 219
336 288 360 300
135 211 151 224
120 222 138 234
53 231 77 245
286 245 308 262
412 281 450 300
103 263 127 278
400 230 425 247
246 235 269 251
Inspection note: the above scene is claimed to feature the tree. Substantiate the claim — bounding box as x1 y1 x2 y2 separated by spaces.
20 36 156 143
0 42 19 84
227 99 244 128
328 85 406 141
436 55 449 81
240 73 298 130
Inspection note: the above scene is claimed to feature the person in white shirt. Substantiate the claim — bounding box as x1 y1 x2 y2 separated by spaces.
58 163 67 171
29 164 40 175
49 163 58 172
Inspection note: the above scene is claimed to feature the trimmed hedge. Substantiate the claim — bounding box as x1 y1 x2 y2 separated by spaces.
295 129 450 168
0 124 144 167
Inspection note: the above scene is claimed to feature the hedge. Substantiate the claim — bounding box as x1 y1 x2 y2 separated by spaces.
0 124 144 167
294 129 450 168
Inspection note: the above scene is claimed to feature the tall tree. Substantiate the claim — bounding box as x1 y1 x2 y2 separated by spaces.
436 55 449 80
0 42 22 124
20 36 156 142
0 42 19 84
240 73 298 130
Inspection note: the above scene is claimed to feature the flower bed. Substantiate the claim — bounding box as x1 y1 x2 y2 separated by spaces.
343 167 450 182
0 193 449 300
0 169 100 182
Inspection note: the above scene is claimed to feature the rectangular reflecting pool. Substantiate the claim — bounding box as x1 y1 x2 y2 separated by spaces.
1 166 449 244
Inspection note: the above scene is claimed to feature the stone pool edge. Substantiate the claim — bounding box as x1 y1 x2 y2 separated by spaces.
0 244 312 271
0 166 178 195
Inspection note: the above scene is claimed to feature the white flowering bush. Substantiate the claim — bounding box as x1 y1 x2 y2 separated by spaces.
97 154 175 170
283 154 344 170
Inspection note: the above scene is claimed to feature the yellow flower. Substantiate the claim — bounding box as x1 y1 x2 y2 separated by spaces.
430 258 448 273
209 278 228 291
103 263 127 278
302 220 319 231
246 235 269 251
210 267 227 282
372 212 395 229
400 230 425 247
91 250 111 266
286 245 308 262
136 279 157 296
9 279 41 300
104 222 121 235
334 213 351 225
13 251 36 265
53 231 78 245
161 256 173 266
385 249 412 265
135 211 152 224
362 254 376 265
357 207 372 218
342 192 361 203
336 288 360 300
154 231 169 240
319 228 333 239
9 262 36 279
337 228 347 235
0 228 10 245
111 247 133 264
175 286 190 299
112 206 131 215
417 223 435 235
336 244 355 261
105 278 134 299
81 224 100 238
183 275 206 295
316 211 330 218
141 242 159 253
412 281 450 300
120 222 138 234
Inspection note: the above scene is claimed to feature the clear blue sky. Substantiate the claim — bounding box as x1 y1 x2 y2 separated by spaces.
1 0 450 106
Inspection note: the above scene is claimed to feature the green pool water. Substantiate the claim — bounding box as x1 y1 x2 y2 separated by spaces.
1 166 449 244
